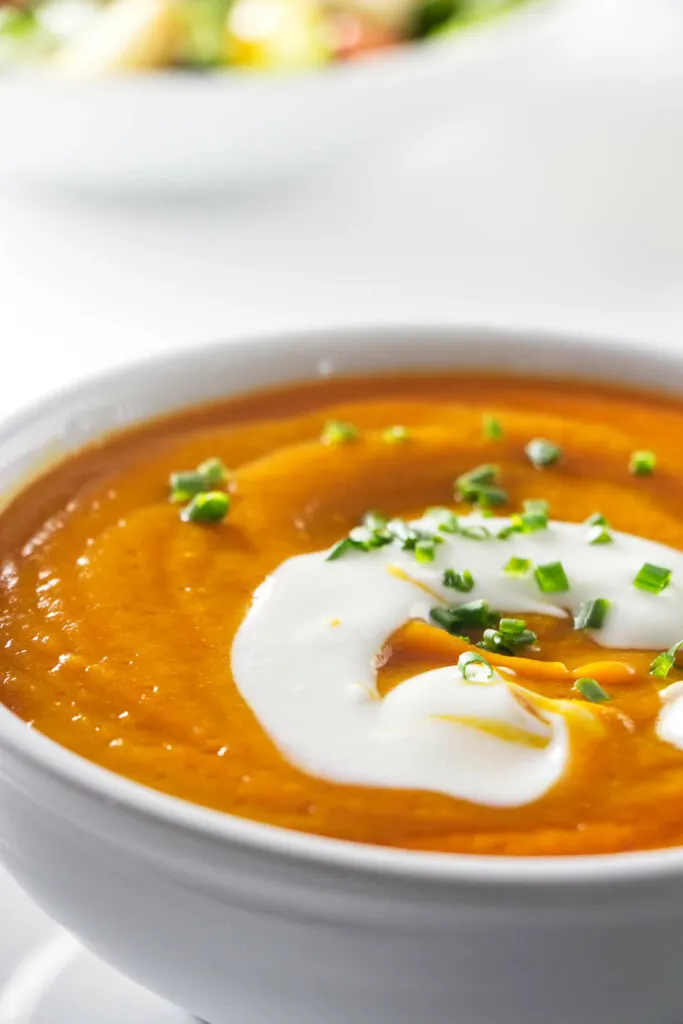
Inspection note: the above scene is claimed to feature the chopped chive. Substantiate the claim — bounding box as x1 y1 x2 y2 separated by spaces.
574 598 610 630
197 457 229 488
499 619 536 649
478 617 537 655
583 512 613 545
458 650 494 682
169 456 230 503
629 450 656 476
327 511 394 561
460 524 493 541
525 438 563 469
511 500 549 533
534 560 569 594
430 599 495 634
650 640 683 679
427 507 459 534
504 556 533 577
460 464 499 486
350 524 393 549
387 519 442 553
483 416 503 441
320 420 359 446
633 562 672 595
524 498 549 517
456 464 508 508
443 569 474 593
180 490 230 524
573 677 612 703
474 485 509 508
415 538 438 563
588 524 613 546
477 629 508 654
382 424 410 444
362 509 389 532
385 518 414 544
447 599 494 627
326 537 360 561
504 499 550 536
170 470 208 503
499 617 527 635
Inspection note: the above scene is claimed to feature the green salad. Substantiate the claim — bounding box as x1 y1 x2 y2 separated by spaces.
0 0 535 74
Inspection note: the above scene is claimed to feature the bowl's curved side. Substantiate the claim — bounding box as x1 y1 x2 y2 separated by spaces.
2 325 683 1024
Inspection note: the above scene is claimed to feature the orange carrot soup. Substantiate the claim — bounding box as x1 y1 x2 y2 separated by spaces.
3 371 683 856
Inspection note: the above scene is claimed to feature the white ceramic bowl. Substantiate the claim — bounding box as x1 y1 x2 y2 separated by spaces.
0 1 560 192
3 326 683 1024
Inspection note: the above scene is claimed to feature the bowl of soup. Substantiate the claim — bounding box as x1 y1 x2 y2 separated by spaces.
3 325 683 1024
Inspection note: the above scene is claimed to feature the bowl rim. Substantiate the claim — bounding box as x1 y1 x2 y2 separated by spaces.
3 321 683 889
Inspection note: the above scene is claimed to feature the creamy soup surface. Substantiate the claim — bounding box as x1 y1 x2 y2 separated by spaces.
3 371 683 856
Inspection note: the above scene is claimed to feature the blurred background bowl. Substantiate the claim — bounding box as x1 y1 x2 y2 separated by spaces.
0 0 561 193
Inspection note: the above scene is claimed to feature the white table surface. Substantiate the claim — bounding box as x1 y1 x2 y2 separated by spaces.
1 0 683 1003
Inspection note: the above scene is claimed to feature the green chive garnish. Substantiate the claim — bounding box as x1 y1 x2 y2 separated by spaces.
483 416 503 441
327 510 394 560
386 518 443 560
573 677 612 703
511 498 549 534
581 513 613 545
430 599 495 634
415 538 438 563
460 524 493 541
534 560 569 593
574 598 610 631
326 537 359 561
455 464 508 508
443 569 474 593
525 438 563 469
458 651 494 682
427 507 459 534
478 618 537 655
181 491 230 524
650 640 683 679
504 556 532 577
170 456 230 503
321 420 359 446
383 424 410 444
170 471 208 503
629 450 656 476
460 464 498 485
524 498 549 516
588 525 613 545
197 457 229 488
633 562 672 594
362 509 389 533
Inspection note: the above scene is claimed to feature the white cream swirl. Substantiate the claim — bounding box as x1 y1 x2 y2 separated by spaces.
232 514 683 806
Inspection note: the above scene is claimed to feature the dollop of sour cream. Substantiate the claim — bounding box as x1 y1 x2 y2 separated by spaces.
232 514 683 806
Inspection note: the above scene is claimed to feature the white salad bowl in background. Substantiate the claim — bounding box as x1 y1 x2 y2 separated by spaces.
0 0 564 193
3 326 683 1024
